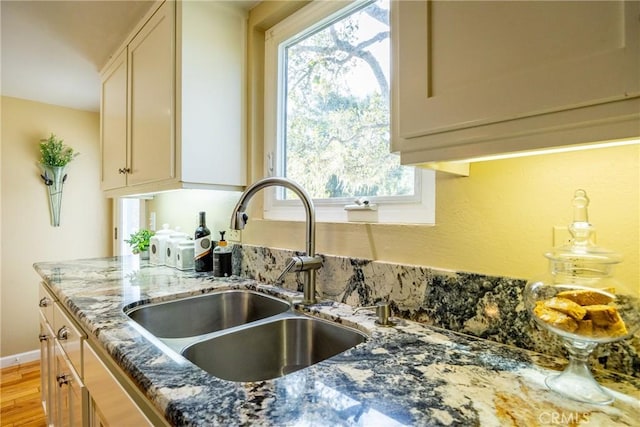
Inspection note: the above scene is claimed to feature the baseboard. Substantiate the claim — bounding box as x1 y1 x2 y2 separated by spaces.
0 349 41 369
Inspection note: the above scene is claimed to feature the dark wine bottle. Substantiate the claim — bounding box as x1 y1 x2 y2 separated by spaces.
194 212 213 272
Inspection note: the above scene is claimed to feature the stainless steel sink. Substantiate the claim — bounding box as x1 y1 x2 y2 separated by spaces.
125 290 290 338
181 316 367 382
126 289 367 381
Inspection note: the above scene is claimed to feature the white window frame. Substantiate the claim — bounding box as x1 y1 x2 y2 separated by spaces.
263 0 435 224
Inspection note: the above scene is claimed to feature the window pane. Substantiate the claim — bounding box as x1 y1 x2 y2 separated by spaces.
282 0 413 200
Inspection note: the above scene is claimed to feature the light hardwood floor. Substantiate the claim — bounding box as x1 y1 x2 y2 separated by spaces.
0 361 46 426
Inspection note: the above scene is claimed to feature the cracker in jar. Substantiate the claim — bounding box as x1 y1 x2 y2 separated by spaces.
543 297 587 320
534 302 578 332
556 289 614 306
575 319 593 336
606 318 629 337
584 304 623 327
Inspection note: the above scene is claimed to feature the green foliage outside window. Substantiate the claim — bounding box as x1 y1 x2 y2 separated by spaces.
283 0 413 200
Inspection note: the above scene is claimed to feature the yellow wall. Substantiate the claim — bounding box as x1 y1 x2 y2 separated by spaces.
241 2 639 296
241 144 639 295
1 97 111 358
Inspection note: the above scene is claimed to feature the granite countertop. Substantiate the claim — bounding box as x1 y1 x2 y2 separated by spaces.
34 256 640 426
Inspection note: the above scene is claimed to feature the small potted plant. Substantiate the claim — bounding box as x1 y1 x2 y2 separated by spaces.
38 133 79 227
125 229 155 260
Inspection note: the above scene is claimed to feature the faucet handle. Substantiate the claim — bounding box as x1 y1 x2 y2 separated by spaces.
276 258 298 283
276 255 323 283
234 212 249 230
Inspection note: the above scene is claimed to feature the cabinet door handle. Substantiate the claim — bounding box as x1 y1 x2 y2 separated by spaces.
57 326 69 340
39 333 49 342
57 374 70 387
118 167 131 174
39 297 50 307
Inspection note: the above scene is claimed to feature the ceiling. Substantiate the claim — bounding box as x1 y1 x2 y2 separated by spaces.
1 1 258 113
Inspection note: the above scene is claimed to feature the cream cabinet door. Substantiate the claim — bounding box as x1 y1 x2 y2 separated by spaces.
84 342 153 426
127 1 175 187
39 313 56 426
38 283 57 425
392 0 640 163
54 341 87 426
100 49 128 190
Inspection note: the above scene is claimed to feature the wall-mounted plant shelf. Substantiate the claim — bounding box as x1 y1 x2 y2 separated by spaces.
40 164 68 227
38 133 78 227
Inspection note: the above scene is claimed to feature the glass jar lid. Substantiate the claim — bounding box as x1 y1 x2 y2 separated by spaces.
545 190 621 276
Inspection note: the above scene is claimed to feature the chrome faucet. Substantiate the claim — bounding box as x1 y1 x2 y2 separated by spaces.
230 177 322 304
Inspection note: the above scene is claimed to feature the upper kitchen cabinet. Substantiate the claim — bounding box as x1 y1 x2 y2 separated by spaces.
100 0 247 196
391 0 640 165
101 49 128 190
127 1 175 188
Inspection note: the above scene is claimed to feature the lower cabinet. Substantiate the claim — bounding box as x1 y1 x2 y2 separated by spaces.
39 282 87 426
54 341 87 426
83 341 154 426
39 281 164 426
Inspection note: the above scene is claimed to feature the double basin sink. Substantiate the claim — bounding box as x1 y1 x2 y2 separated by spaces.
124 290 366 382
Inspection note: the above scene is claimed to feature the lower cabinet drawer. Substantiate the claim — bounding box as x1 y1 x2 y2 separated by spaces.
83 342 153 426
38 282 55 325
53 303 85 372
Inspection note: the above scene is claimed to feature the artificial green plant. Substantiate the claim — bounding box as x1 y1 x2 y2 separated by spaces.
125 229 155 254
39 133 79 167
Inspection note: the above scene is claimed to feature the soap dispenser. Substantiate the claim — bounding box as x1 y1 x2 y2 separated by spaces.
213 231 232 277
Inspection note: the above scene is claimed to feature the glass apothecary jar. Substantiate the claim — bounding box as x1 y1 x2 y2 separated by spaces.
524 190 639 404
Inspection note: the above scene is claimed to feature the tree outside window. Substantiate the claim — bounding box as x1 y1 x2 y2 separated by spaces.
281 0 414 200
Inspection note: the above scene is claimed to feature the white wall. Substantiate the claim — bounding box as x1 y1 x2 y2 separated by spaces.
1 96 111 358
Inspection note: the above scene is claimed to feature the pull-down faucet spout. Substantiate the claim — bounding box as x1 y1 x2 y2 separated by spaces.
230 177 321 304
